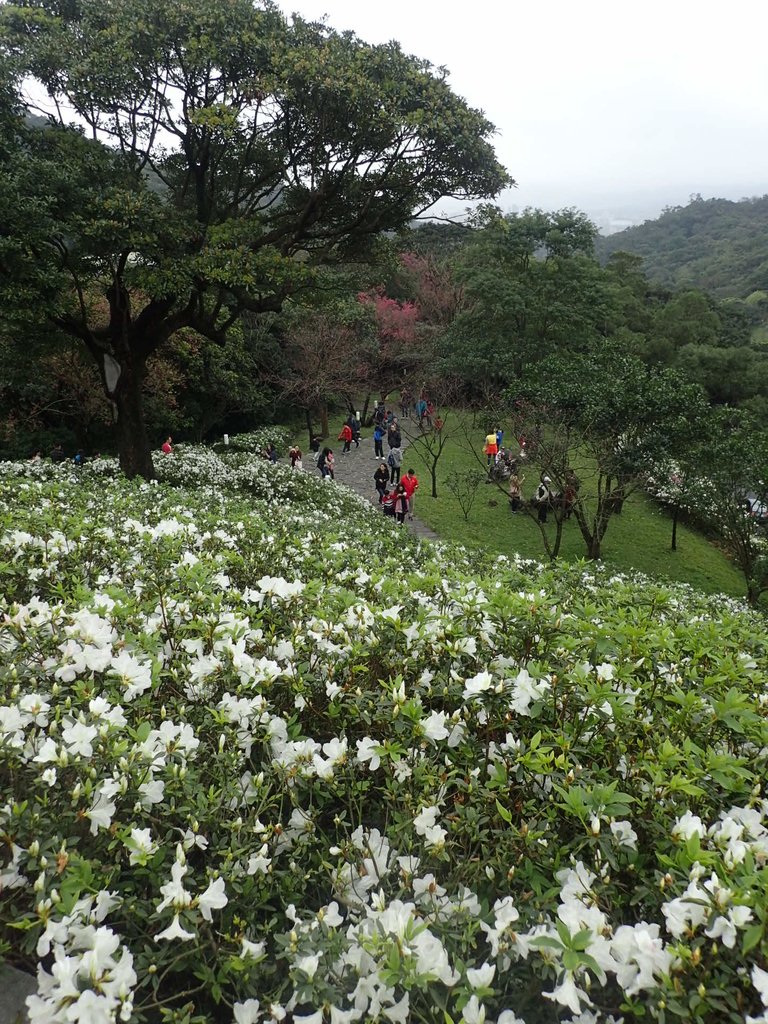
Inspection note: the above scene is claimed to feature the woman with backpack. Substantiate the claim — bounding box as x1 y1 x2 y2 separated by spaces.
387 446 402 485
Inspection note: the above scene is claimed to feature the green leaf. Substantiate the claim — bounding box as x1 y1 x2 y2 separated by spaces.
495 798 512 823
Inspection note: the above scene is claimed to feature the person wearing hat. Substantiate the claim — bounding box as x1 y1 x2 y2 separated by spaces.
534 474 551 523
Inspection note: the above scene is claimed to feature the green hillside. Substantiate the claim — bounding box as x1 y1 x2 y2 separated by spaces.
596 194 768 298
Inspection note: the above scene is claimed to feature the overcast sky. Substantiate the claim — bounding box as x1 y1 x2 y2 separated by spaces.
277 0 768 225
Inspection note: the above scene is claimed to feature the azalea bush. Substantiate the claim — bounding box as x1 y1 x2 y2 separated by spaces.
1 446 767 1024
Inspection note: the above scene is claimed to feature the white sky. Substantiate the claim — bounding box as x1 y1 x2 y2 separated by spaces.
277 0 768 223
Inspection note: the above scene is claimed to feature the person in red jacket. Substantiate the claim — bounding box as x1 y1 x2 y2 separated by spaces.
338 423 353 453
401 468 419 520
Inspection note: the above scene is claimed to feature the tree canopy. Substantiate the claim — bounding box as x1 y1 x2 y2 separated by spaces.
0 0 509 476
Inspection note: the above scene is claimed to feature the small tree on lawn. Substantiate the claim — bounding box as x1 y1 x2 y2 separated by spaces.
445 469 485 522
402 397 465 499
507 350 709 561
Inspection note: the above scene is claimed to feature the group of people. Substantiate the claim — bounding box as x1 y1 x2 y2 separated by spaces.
30 444 92 465
374 464 419 524
481 429 580 522
310 408 421 526
509 467 580 522
398 388 435 428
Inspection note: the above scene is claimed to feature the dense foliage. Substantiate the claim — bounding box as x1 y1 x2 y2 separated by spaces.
1 447 767 1023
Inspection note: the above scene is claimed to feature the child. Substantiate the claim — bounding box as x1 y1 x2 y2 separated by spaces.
339 423 352 453
381 490 397 517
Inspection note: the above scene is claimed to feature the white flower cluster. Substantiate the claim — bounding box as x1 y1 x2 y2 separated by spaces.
0 458 766 1023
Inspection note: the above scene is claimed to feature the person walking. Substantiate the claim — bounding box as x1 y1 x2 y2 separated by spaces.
387 422 401 450
387 446 402 485
374 463 389 503
393 482 409 525
352 415 361 448
399 388 411 419
401 468 419 520
416 397 427 427
339 422 353 454
289 445 303 469
373 423 385 459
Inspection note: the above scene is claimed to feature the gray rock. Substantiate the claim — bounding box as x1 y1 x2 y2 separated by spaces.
0 963 35 1023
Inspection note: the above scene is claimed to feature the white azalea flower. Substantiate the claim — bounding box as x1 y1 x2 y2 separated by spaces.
198 877 227 920
155 914 196 942
462 995 486 1024
233 998 261 1024
543 971 592 1015
127 827 157 865
463 670 493 699
421 710 449 741
61 720 98 757
466 962 496 989
356 736 383 770
610 820 638 850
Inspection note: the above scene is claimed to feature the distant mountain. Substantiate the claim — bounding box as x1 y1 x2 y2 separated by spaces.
595 195 768 299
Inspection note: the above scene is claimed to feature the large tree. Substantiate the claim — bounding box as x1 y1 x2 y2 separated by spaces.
441 207 613 389
0 0 508 477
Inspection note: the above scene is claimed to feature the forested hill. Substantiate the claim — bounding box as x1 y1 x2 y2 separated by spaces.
595 194 768 298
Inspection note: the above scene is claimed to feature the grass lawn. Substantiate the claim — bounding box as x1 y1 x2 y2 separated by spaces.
400 419 745 598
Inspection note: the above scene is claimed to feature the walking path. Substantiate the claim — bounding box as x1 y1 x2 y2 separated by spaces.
309 429 440 543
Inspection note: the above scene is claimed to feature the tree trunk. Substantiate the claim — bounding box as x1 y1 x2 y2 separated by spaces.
551 515 564 558
671 505 679 551
361 393 372 426
114 361 155 479
588 536 602 560
319 403 329 438
305 408 314 449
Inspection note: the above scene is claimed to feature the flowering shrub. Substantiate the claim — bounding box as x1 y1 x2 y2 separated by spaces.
1 452 767 1023
220 428 291 456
